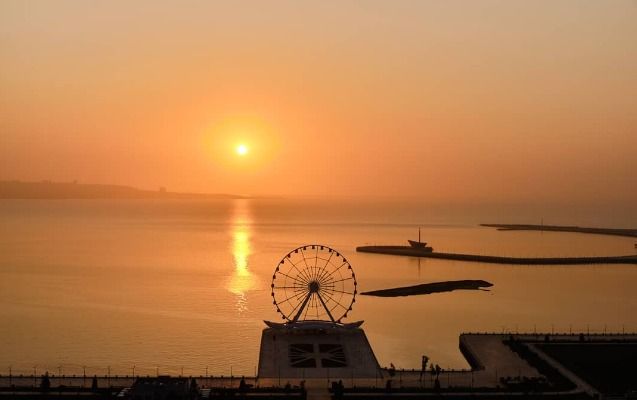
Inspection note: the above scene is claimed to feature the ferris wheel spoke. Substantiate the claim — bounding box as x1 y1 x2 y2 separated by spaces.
285 260 312 285
292 258 315 285
302 293 313 321
273 285 306 290
285 257 313 283
313 248 330 282
315 251 335 284
320 261 349 282
330 288 354 295
280 291 308 306
322 271 354 285
277 289 309 306
273 280 307 293
274 286 307 295
305 253 318 283
286 290 309 319
320 288 349 310
277 271 309 286
312 292 321 317
299 247 312 277
321 276 353 286
301 247 318 281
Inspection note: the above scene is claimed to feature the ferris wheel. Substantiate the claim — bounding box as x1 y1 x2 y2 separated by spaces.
271 245 357 323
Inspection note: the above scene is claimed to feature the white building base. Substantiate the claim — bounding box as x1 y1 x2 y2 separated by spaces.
257 321 381 379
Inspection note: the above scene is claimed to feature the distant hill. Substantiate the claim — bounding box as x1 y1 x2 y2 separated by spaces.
0 180 242 200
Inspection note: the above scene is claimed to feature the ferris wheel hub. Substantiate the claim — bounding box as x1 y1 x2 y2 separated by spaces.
308 280 320 292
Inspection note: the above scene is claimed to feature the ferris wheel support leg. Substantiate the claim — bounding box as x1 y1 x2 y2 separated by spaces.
316 291 336 323
291 292 313 323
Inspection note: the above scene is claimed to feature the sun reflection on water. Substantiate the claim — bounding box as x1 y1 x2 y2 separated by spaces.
227 200 257 312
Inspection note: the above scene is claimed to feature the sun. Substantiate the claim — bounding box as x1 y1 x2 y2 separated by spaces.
236 144 249 156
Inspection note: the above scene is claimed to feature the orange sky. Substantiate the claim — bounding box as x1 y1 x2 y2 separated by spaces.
1 1 636 205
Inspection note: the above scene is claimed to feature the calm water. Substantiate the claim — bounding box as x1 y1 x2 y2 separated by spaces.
1 199 636 377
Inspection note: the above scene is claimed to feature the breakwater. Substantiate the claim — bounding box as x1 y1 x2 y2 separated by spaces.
356 246 637 265
481 224 637 238
361 280 493 297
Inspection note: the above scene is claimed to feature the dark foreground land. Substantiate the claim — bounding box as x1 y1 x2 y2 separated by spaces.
536 342 637 395
482 223 637 238
356 245 637 265
361 280 493 297
2 334 637 399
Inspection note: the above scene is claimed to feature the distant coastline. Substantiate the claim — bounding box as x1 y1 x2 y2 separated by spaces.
482 223 637 238
0 180 243 200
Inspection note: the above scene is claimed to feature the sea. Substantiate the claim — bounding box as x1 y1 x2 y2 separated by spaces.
1 198 636 377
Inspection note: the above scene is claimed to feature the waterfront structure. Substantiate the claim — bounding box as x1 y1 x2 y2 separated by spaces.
258 245 381 379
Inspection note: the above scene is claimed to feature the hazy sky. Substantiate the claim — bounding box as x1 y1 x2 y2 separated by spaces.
1 1 636 204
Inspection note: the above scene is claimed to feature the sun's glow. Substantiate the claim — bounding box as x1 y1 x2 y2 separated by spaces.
236 144 249 156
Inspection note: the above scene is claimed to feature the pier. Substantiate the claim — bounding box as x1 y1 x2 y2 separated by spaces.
356 246 637 265
481 224 637 238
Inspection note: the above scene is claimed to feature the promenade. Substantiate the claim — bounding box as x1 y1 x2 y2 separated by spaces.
2 333 635 398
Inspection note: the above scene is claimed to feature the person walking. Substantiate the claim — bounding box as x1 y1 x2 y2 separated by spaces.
420 355 429 382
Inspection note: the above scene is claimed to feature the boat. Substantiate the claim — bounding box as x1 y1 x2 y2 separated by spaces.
409 228 434 252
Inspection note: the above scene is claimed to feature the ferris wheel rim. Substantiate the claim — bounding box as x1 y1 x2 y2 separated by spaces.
270 244 357 323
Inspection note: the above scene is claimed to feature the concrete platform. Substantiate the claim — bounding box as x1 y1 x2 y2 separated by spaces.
257 321 381 380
